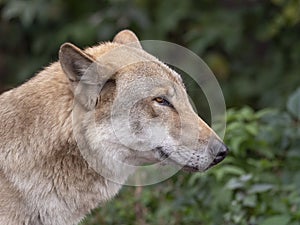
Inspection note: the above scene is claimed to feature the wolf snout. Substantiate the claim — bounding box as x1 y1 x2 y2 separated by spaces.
208 138 229 168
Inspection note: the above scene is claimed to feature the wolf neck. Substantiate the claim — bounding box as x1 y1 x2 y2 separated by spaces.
0 63 129 224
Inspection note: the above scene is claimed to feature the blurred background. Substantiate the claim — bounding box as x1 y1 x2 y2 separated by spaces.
0 0 300 224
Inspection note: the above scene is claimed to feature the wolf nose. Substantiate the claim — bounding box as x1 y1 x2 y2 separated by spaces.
213 145 228 164
209 139 229 167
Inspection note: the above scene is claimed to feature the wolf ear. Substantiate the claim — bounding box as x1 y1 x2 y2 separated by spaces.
59 43 107 110
113 29 142 49
59 43 95 83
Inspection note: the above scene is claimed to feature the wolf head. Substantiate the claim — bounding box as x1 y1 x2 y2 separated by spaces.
59 30 228 182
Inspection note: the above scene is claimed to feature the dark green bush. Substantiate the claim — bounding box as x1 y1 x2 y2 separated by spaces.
1 0 300 108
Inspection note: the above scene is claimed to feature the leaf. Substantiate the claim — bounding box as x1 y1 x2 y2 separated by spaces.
213 165 245 181
242 194 257 207
245 123 258 135
221 165 246 176
248 184 274 194
226 174 252 190
287 87 300 120
239 106 255 120
226 178 245 190
260 215 291 225
255 108 278 119
240 174 253 182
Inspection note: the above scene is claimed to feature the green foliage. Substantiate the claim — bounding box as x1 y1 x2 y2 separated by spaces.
1 0 300 108
80 89 300 225
287 87 300 120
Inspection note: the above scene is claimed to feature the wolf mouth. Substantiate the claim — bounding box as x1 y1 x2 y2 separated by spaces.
182 165 199 172
155 146 226 172
155 146 201 172
156 146 170 160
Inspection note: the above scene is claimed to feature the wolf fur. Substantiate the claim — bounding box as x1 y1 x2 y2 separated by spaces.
0 30 228 225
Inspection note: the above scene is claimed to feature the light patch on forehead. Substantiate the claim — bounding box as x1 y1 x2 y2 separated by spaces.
167 86 175 97
153 60 185 89
85 42 185 89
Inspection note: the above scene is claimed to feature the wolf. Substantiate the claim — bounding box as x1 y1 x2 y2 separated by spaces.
0 30 228 225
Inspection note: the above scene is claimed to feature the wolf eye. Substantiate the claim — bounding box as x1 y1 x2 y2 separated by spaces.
153 97 173 108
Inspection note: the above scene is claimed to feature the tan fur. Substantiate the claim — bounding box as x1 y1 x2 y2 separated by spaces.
0 30 228 225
